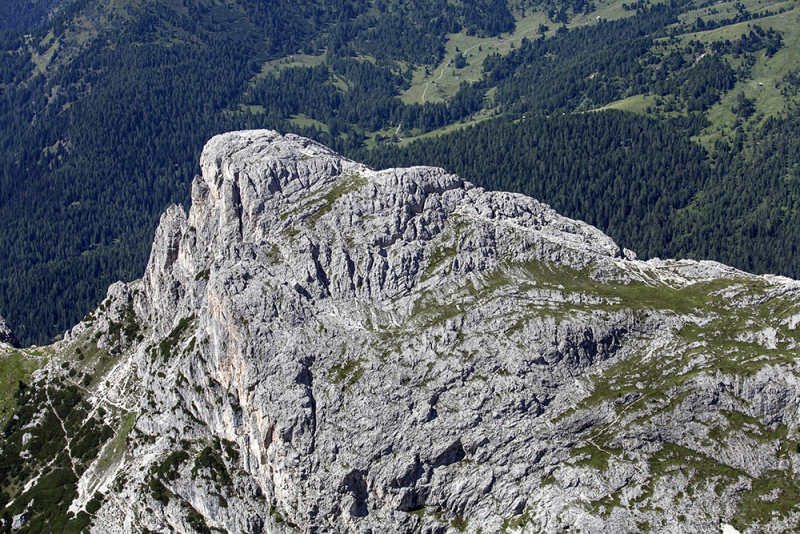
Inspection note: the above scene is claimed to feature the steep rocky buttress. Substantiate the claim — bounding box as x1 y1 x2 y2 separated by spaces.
2 130 800 534
0 315 19 348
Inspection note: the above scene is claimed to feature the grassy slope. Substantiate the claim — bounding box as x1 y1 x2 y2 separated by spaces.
399 0 642 108
396 0 800 149
696 1 800 142
0 347 48 426
370 0 646 145
599 0 800 147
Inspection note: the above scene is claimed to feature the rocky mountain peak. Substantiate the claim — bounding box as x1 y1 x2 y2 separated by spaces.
5 131 800 534
137 129 626 334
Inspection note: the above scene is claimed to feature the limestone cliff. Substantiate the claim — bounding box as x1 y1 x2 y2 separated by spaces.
3 130 800 534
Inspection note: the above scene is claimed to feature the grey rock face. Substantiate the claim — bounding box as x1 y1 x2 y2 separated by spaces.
0 315 19 348
27 130 800 533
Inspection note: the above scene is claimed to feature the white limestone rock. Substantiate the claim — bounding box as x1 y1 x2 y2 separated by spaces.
15 130 800 534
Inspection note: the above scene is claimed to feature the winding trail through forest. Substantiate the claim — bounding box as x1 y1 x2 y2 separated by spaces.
421 59 452 103
419 35 527 104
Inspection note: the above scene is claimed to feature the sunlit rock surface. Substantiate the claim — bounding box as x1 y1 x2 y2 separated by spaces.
5 131 800 534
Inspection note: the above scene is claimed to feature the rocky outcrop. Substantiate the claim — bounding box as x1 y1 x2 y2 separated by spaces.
0 315 19 347
5 130 800 534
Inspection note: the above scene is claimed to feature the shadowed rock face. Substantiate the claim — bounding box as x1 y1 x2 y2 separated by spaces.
14 130 800 534
0 315 19 348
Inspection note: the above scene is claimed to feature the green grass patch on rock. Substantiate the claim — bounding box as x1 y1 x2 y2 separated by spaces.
0 349 46 426
733 469 800 529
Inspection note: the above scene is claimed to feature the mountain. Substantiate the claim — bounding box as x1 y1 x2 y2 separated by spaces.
2 131 800 533
0 0 517 345
2 0 800 346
